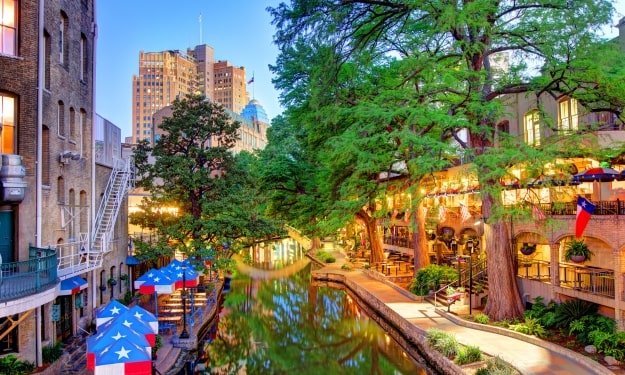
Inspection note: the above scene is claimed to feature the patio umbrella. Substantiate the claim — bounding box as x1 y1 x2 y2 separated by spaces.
127 305 158 333
133 268 160 289
97 312 157 346
137 270 175 295
87 321 151 371
572 167 621 183
95 300 129 328
92 335 152 375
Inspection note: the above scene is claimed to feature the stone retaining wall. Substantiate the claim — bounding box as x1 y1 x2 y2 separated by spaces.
313 271 464 375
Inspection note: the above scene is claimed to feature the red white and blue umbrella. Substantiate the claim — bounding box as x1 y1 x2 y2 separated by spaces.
133 268 160 289
573 167 621 183
162 265 199 289
92 336 152 375
95 300 129 328
137 270 175 295
97 312 157 346
87 322 150 371
127 305 158 334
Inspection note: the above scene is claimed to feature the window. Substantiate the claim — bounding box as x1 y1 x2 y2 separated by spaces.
44 30 51 89
57 100 65 136
0 0 16 56
79 190 87 234
80 109 87 154
68 189 75 239
42 126 50 185
0 93 16 153
558 98 578 132
59 12 68 66
0 316 18 354
69 107 75 141
524 110 541 146
80 34 87 81
57 177 64 203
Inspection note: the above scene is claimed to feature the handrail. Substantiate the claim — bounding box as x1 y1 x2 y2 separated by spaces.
433 258 487 307
0 246 58 302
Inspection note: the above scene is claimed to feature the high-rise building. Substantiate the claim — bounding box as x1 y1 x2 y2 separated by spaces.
213 60 249 114
131 45 250 144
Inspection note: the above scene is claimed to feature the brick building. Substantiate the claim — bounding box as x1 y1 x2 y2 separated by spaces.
0 0 131 366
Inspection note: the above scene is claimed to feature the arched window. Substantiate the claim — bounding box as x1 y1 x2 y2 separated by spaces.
80 34 88 82
524 110 541 146
99 270 105 305
42 126 50 185
109 266 116 300
79 190 87 235
0 0 17 56
57 176 65 204
69 107 76 141
59 11 69 66
0 93 16 154
80 109 88 155
68 189 75 239
44 29 51 89
119 263 123 294
57 100 65 137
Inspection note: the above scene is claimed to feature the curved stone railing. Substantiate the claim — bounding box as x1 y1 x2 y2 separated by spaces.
233 254 311 280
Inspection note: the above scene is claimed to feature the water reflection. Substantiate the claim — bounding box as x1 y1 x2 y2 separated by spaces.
198 239 426 374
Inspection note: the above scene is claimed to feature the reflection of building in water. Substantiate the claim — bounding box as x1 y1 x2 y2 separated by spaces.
249 237 305 269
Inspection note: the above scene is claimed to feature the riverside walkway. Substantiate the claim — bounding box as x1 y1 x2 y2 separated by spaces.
314 251 616 375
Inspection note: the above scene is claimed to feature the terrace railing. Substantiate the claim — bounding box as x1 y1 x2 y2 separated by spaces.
558 263 614 298
383 235 411 248
517 259 551 281
0 247 58 302
533 200 625 216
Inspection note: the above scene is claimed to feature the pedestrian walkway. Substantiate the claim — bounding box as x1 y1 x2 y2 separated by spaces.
314 249 614 375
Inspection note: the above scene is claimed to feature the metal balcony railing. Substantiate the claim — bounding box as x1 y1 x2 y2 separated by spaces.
0 247 58 302
533 200 625 216
559 264 615 298
517 259 551 281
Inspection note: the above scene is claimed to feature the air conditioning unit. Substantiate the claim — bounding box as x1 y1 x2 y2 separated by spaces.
0 154 26 203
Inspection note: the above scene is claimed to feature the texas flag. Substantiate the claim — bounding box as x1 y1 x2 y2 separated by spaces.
575 196 596 238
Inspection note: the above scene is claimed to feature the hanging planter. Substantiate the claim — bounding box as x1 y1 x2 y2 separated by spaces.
520 243 536 256
99 285 107 292
564 239 593 263
107 278 117 286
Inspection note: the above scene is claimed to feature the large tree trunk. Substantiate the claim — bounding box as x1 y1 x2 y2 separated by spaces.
357 209 384 264
481 191 525 320
412 202 429 272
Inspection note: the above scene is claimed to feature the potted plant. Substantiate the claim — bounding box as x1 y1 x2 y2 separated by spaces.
107 277 117 287
99 285 107 292
471 284 485 307
564 239 593 263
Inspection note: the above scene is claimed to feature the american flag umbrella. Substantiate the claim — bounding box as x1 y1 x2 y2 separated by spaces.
97 312 157 346
573 167 621 183
92 336 152 375
96 300 129 328
133 268 160 289
87 322 151 371
127 305 158 333
162 264 200 289
137 270 175 295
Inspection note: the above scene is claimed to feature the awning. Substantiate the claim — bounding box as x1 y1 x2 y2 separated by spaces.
59 276 88 295
125 255 141 266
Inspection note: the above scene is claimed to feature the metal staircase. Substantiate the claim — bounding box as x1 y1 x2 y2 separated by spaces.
57 157 134 279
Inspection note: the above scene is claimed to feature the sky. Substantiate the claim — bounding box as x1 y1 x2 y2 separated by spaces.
96 0 282 139
96 1 625 139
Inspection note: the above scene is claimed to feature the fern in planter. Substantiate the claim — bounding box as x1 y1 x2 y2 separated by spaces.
564 239 593 263
42 342 63 364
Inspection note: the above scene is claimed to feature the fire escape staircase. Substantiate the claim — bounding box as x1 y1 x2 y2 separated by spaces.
57 158 134 279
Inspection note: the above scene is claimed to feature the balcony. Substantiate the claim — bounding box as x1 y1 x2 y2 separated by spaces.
0 247 58 303
558 263 615 298
535 200 625 216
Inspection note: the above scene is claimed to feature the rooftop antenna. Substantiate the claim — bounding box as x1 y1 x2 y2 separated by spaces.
199 13 203 44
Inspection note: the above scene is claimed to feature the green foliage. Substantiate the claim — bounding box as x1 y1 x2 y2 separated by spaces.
564 240 594 262
426 329 459 358
0 354 35 374
553 300 598 328
409 265 458 296
152 334 163 357
589 331 625 361
315 250 336 263
474 313 490 325
42 342 63 364
509 318 546 338
132 94 282 263
475 356 517 375
117 290 134 306
568 320 586 337
340 264 352 271
455 345 482 365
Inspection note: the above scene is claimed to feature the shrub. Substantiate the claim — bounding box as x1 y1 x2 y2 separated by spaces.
574 314 616 345
553 300 597 328
509 318 546 338
315 250 336 263
117 290 134 306
475 356 517 375
0 355 35 375
426 329 459 358
409 265 458 296
42 341 63 364
455 345 482 365
589 331 625 361
474 313 489 325
539 311 558 328
340 264 352 271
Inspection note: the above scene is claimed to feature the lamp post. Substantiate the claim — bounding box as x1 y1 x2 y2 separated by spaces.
179 266 189 339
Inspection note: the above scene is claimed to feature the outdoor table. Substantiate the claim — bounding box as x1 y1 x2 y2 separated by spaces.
386 265 399 276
